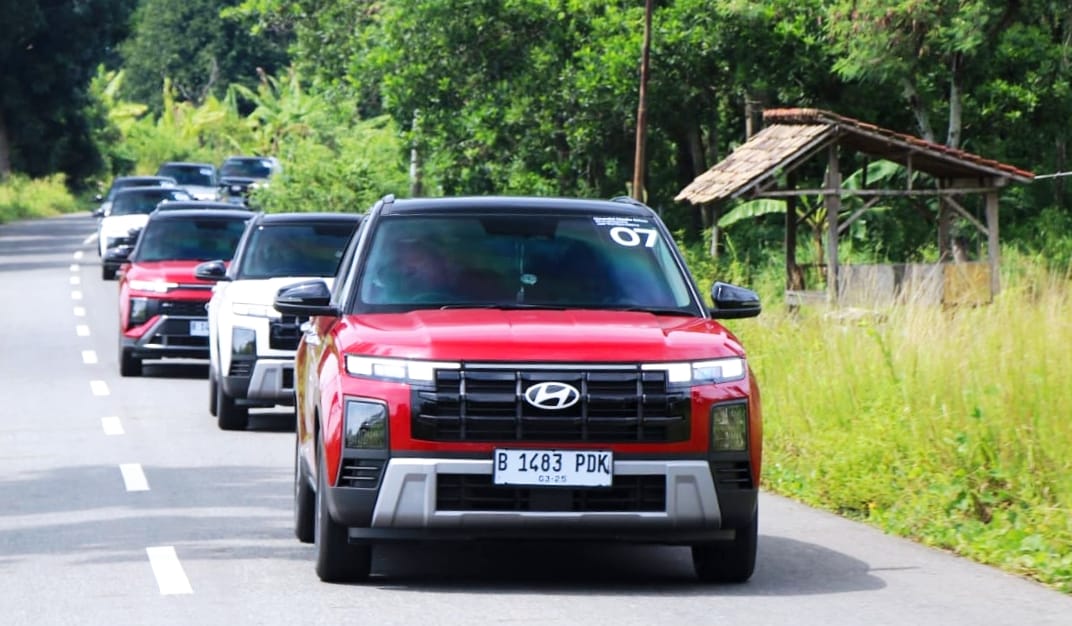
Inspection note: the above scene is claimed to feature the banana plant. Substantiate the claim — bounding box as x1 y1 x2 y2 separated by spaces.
718 159 911 263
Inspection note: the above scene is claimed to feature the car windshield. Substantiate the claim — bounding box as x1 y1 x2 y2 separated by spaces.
237 222 357 279
105 178 173 201
221 159 275 179
355 213 698 313
134 217 250 262
158 165 216 187
111 189 193 216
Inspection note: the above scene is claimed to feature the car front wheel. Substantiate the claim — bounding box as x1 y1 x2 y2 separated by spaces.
294 435 315 543
216 382 249 430
691 510 758 583
119 347 142 377
315 439 371 582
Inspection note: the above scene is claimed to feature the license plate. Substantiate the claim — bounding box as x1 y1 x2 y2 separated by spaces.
189 320 210 336
493 449 613 487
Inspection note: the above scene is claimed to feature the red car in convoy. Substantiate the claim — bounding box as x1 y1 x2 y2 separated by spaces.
274 195 763 584
109 207 252 376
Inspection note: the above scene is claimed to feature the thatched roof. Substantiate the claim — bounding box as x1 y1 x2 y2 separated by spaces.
675 108 1034 205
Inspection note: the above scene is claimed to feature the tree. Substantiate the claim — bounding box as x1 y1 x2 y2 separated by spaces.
0 0 137 183
119 0 291 114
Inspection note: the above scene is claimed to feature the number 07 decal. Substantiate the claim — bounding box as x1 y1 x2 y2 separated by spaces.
609 226 659 248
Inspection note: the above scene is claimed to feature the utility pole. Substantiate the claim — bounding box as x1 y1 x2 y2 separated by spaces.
631 0 653 202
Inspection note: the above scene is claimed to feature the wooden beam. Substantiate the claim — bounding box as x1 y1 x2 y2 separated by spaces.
753 186 1001 198
826 145 841 304
986 191 1000 295
938 194 953 260
943 195 989 236
785 173 799 297
836 196 883 236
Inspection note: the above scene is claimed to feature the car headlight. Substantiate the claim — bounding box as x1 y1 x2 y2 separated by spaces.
344 400 388 449
128 279 178 293
231 327 256 355
344 355 460 383
232 302 281 319
711 402 749 451
643 357 746 385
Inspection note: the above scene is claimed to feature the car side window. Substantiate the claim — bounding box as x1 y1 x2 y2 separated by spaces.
332 217 367 308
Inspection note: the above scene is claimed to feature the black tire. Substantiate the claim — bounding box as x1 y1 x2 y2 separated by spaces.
691 511 758 583
294 435 315 544
208 370 219 417
119 347 142 377
216 381 249 430
315 439 371 582
101 265 115 280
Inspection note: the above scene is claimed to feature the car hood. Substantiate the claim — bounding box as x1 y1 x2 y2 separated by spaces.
125 260 219 287
100 214 150 235
225 276 337 305
181 185 218 199
220 176 267 186
334 309 745 363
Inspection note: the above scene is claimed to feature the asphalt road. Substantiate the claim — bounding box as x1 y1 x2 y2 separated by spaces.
2 213 1070 626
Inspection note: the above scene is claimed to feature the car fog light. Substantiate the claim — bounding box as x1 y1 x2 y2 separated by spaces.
130 297 151 324
711 402 748 451
344 400 387 449
231 327 256 355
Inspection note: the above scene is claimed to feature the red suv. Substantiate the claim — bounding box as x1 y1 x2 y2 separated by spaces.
275 196 762 583
111 208 252 376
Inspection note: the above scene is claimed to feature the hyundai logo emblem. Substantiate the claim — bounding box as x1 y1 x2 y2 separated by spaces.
524 382 581 410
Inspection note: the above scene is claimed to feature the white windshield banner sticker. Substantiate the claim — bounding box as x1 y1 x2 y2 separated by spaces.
594 217 660 249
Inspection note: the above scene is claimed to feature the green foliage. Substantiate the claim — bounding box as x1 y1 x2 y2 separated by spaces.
0 0 138 184
252 114 410 214
0 174 80 223
119 0 291 114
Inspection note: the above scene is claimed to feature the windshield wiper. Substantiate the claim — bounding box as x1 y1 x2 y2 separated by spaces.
602 306 697 317
438 303 569 311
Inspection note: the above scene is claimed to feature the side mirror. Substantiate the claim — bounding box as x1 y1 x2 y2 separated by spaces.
274 280 339 317
92 207 105 218
94 194 104 202
194 259 229 282
709 281 761 319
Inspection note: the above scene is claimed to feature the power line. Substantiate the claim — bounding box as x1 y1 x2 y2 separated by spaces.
1034 171 1072 180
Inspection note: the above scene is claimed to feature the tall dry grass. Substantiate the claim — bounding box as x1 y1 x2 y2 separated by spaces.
729 252 1072 591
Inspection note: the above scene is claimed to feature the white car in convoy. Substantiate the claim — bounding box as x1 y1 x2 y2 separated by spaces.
97 186 194 279
195 211 362 430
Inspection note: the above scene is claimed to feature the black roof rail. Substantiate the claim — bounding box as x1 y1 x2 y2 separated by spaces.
610 195 648 208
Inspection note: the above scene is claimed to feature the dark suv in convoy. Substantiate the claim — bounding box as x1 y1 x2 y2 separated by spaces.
274 195 763 583
218 156 281 206
195 212 362 431
110 208 253 376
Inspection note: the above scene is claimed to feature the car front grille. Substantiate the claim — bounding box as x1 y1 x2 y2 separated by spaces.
412 366 690 443
159 300 208 317
436 473 666 512
268 315 304 351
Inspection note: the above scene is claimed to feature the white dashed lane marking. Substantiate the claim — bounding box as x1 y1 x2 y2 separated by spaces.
69 264 79 272
74 249 87 258
71 291 83 301
101 416 124 435
119 463 149 491
90 380 109 396
76 325 90 337
73 306 86 317
82 350 98 365
146 547 193 595
70 276 80 285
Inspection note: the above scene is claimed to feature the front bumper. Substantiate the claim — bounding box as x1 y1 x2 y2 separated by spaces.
327 458 756 544
122 316 209 360
223 357 295 404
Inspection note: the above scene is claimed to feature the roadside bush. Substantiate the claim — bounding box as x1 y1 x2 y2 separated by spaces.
0 174 81 223
251 115 410 214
